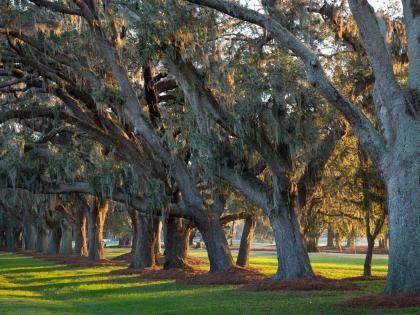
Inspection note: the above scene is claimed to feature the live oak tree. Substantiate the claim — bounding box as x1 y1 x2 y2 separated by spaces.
184 0 420 293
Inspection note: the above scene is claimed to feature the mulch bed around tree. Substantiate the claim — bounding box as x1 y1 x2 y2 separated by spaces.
343 275 387 281
110 265 206 280
340 294 420 308
239 276 361 292
175 266 267 285
111 252 208 266
21 251 117 267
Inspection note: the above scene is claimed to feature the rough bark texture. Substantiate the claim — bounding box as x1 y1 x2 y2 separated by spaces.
23 210 37 251
5 227 20 251
130 213 159 268
88 199 108 261
269 206 314 280
164 216 191 269
73 209 88 257
236 216 256 267
59 218 73 256
47 226 61 254
364 236 374 276
385 164 420 293
196 213 234 272
36 221 50 253
128 208 138 254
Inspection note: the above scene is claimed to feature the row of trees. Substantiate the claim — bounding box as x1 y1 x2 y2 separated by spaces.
0 0 418 293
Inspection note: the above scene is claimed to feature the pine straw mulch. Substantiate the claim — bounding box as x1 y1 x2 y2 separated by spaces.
340 294 420 308
239 276 361 292
110 265 206 280
111 252 208 266
175 266 267 285
21 251 118 267
342 275 387 281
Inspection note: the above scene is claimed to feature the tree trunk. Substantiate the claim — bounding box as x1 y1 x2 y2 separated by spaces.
196 213 233 272
385 168 420 293
164 216 190 269
130 213 159 268
128 208 138 254
5 227 18 251
59 218 73 256
304 237 319 253
327 227 334 247
73 209 87 257
236 216 255 267
23 210 37 251
189 229 196 246
269 206 314 280
154 219 163 257
364 235 374 276
0 230 5 248
36 222 50 253
47 226 61 254
88 199 108 261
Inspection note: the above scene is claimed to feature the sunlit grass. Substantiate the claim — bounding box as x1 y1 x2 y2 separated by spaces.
0 250 418 315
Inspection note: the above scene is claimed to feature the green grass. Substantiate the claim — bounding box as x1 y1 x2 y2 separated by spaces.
0 250 418 315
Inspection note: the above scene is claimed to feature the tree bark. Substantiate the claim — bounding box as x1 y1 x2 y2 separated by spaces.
23 210 37 251
236 215 255 267
385 167 420 293
36 221 50 253
164 216 191 269
130 213 159 268
47 226 61 254
87 198 108 261
59 218 73 256
269 206 314 280
73 209 87 257
128 208 138 254
196 213 234 272
364 235 374 276
5 227 19 251
304 237 319 253
154 219 163 257
327 227 334 247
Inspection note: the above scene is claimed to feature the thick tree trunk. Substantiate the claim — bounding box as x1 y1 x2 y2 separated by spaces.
130 213 159 268
269 206 314 280
128 208 138 254
88 199 108 261
47 226 61 254
73 210 87 257
196 213 234 272
304 237 319 253
5 227 18 251
23 210 37 251
327 227 334 247
364 235 374 276
59 218 73 256
385 168 420 293
236 216 255 267
36 222 50 253
164 216 190 269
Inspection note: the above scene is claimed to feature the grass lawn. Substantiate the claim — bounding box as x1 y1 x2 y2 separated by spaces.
0 249 418 315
